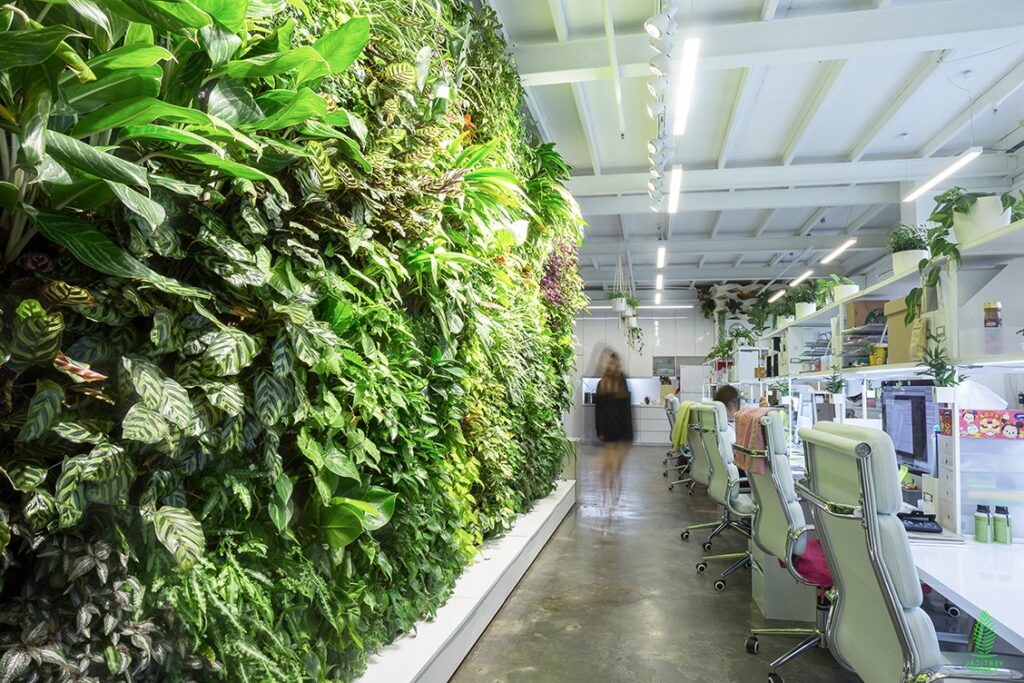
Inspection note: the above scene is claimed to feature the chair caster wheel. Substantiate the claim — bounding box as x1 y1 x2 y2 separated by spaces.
663 471 668 477
695 562 708 574
768 673 784 683
745 637 760 655
668 485 675 491
714 579 727 592
688 489 694 495
681 530 690 541
944 602 961 618
702 541 713 551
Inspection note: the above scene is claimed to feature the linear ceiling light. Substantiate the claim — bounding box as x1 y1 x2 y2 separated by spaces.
667 164 683 214
655 273 664 290
654 292 662 305
768 289 786 303
672 38 701 136
656 245 666 269
789 269 814 287
902 146 982 203
821 238 857 264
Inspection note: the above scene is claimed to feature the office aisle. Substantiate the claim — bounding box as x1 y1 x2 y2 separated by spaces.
451 443 859 683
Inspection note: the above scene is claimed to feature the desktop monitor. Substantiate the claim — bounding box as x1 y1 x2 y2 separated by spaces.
880 382 938 475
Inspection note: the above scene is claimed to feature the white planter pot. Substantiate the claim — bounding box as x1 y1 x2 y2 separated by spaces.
891 249 928 275
795 302 817 318
626 316 637 328
952 195 1011 244
933 386 956 404
611 298 626 312
833 284 860 301
779 315 795 327
831 393 845 406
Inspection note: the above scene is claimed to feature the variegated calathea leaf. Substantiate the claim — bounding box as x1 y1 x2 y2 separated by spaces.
6 300 63 372
252 368 290 427
121 404 168 444
150 506 204 568
16 380 64 441
201 328 261 376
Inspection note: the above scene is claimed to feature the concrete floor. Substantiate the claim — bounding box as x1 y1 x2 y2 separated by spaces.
451 443 862 683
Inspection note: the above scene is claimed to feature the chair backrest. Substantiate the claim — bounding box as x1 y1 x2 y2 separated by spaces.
748 411 808 561
799 421 941 683
697 402 745 512
687 412 713 487
665 399 676 430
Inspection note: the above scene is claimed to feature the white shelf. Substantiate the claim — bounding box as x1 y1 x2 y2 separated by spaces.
764 361 929 384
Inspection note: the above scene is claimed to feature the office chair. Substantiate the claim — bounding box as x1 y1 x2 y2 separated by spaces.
663 398 688 480
797 421 1023 683
738 411 832 682
687 401 754 591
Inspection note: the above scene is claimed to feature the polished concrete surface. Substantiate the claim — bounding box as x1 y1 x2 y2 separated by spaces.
451 443 861 683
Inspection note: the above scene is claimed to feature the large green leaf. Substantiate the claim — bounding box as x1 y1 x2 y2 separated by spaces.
17 380 64 441
252 368 289 427
2 457 48 491
201 328 261 376
98 0 211 32
24 490 57 530
159 378 194 429
206 78 264 126
122 403 169 443
244 88 325 131
0 26 81 71
81 443 135 504
193 0 248 31
106 180 166 229
86 44 173 71
299 17 369 82
45 131 149 188
67 0 113 41
320 502 362 555
151 506 204 568
158 150 285 195
0 182 18 211
27 208 211 299
20 70 53 171
322 445 359 482
334 488 397 531
119 124 224 153
199 20 242 66
54 456 86 528
203 381 244 415
7 308 63 372
223 46 327 80
64 66 163 113
122 356 163 406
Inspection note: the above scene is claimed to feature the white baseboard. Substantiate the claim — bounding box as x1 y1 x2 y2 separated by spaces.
356 479 577 683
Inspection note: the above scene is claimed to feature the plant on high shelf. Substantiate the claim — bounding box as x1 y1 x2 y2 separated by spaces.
903 213 963 326
824 367 847 396
706 337 735 362
888 223 929 254
729 326 758 348
814 274 855 308
747 293 771 336
917 332 966 387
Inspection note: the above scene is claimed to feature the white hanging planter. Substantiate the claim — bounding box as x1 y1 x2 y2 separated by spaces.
611 298 627 312
626 316 638 328
891 249 928 275
952 196 1011 245
833 284 860 301
795 302 817 318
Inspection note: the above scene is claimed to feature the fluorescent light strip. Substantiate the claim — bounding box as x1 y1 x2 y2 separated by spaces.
821 238 857 264
656 245 666 269
672 38 701 136
667 164 683 214
768 289 786 303
789 269 814 287
654 292 662 305
903 147 982 203
639 305 693 309
655 273 664 290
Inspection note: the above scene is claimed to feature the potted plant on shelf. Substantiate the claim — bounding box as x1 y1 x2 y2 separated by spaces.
768 294 795 329
824 367 846 406
608 290 628 312
917 332 965 403
902 221 962 325
788 282 818 319
815 274 858 308
888 223 929 275
931 187 1012 244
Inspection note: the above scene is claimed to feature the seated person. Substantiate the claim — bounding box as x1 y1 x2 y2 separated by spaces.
713 384 743 477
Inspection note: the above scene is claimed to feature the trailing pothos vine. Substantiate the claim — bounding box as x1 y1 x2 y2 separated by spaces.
0 1 585 681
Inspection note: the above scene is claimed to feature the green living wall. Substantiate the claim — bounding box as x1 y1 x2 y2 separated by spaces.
0 0 585 680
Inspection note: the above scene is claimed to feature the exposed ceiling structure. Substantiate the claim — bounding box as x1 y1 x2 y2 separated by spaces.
486 0 1024 300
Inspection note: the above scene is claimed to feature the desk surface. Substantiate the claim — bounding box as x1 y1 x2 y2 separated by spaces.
911 539 1024 653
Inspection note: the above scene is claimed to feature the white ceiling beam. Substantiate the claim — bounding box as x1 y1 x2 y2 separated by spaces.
580 234 888 258
751 209 776 238
733 255 745 268
847 205 888 235
579 185 900 215
873 0 893 7
761 0 780 21
918 59 1024 158
600 0 625 135
567 154 1015 195
782 60 848 165
768 253 785 268
848 50 948 162
581 265 839 283
513 0 1024 86
708 211 725 238
796 207 831 236
590 257 600 270
718 66 767 169
697 255 707 268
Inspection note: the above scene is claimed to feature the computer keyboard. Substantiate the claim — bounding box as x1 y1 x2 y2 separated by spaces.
898 512 943 534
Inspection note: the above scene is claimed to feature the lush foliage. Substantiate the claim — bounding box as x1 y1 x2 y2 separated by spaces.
0 1 584 681
785 282 817 306
903 194 964 325
824 368 846 395
888 223 928 253
917 332 965 388
813 274 854 308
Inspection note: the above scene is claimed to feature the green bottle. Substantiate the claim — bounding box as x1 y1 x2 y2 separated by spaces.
993 506 1012 545
975 505 992 543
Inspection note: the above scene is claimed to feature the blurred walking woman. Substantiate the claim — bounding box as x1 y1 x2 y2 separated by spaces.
594 352 633 508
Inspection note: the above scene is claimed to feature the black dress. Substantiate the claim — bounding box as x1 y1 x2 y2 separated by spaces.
595 379 633 443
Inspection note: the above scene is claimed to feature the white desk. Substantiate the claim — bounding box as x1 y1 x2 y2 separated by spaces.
911 538 1024 653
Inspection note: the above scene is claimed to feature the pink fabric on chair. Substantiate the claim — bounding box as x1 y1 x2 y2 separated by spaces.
785 539 833 588
733 407 770 474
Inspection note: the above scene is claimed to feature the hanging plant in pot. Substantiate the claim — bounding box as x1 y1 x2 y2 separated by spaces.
624 293 641 318
931 187 1016 245
788 282 818 318
608 290 628 312
889 223 929 275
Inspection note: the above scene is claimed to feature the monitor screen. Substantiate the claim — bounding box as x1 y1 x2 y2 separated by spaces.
881 383 938 474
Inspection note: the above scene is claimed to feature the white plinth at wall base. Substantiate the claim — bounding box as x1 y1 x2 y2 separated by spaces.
356 479 576 683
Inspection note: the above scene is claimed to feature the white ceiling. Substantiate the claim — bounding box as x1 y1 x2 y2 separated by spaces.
487 0 1024 299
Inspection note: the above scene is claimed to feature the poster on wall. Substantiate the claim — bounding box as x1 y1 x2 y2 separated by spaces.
653 356 676 376
959 408 1024 440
